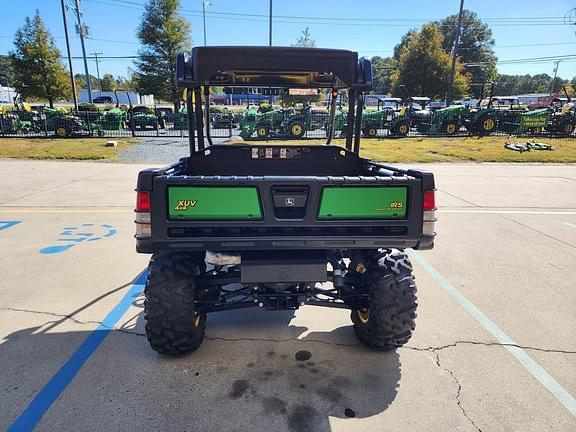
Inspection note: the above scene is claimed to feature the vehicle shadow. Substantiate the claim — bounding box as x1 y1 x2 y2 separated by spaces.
0 291 401 432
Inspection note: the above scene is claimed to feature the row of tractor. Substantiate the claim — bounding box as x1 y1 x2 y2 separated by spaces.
233 83 574 140
323 83 575 139
0 90 161 137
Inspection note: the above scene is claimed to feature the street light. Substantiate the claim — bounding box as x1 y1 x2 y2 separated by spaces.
202 1 211 46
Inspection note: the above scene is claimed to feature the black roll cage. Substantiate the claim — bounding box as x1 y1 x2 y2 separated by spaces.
175 46 372 155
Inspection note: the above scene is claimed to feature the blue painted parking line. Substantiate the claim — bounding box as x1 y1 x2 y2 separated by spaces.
408 250 576 418
8 271 147 432
0 221 21 232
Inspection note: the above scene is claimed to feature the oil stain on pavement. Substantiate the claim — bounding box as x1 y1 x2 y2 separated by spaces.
225 347 400 432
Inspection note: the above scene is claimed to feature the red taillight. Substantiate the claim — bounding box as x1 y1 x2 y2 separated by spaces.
136 191 151 212
423 191 436 211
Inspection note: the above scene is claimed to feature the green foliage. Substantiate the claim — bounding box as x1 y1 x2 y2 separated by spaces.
100 73 119 91
393 30 416 60
495 74 568 96
371 56 398 94
135 0 191 108
390 24 469 99
10 11 71 107
293 27 316 48
78 102 98 111
436 10 497 84
0 55 15 86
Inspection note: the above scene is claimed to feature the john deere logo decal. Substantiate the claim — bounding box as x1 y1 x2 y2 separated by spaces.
175 200 198 211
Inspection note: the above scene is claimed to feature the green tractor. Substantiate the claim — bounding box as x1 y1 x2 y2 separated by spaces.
239 106 307 140
416 104 466 135
360 98 410 137
462 82 499 135
43 107 104 137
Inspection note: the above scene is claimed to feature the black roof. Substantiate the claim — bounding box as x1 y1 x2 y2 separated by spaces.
176 46 372 90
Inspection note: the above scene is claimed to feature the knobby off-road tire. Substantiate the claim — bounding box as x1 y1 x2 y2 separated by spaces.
144 252 206 355
351 249 417 350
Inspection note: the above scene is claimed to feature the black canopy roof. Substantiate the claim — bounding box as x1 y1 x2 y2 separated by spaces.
176 46 372 90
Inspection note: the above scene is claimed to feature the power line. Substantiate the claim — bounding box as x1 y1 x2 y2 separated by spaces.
83 0 570 27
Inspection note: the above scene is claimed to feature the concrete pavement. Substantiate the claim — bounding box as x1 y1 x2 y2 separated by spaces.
0 160 574 431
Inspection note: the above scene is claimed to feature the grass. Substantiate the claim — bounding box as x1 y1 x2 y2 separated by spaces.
0 137 139 161
234 136 576 163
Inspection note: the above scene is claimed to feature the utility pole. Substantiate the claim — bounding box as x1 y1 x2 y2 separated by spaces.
60 0 78 109
90 52 103 94
549 60 561 97
268 0 273 46
202 1 211 46
446 0 464 106
71 0 92 103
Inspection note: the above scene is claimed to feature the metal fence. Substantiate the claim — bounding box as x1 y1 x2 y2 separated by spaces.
0 109 574 140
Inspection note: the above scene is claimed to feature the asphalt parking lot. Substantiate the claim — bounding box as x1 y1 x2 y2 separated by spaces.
0 159 575 431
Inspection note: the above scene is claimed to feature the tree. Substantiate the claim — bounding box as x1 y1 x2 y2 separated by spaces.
494 73 568 96
100 73 119 91
393 30 416 61
10 11 71 107
371 56 398 94
135 0 191 109
0 55 15 86
436 10 497 85
390 24 469 99
293 27 316 48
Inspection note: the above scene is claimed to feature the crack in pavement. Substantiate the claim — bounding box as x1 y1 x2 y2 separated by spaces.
0 307 144 338
435 352 483 432
3 306 576 355
406 340 576 355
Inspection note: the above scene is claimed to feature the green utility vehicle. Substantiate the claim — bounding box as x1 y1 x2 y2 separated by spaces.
135 47 436 355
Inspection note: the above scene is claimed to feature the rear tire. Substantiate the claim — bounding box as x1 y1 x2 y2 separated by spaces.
364 125 378 137
351 250 417 350
144 252 206 355
391 121 409 136
443 121 458 135
288 120 306 138
477 114 496 135
256 125 269 138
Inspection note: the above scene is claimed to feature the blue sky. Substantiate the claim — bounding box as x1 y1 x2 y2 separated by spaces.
1 0 575 81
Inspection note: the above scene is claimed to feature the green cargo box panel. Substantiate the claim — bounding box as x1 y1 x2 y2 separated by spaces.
168 186 262 220
318 186 408 219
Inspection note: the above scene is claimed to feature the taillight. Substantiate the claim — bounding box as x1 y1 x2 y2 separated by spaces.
136 191 151 212
135 191 151 238
423 190 436 211
422 190 437 237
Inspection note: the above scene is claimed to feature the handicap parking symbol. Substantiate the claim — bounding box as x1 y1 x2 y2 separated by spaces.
40 223 117 255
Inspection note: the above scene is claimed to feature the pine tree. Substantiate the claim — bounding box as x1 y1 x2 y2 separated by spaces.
10 11 71 107
135 0 191 109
